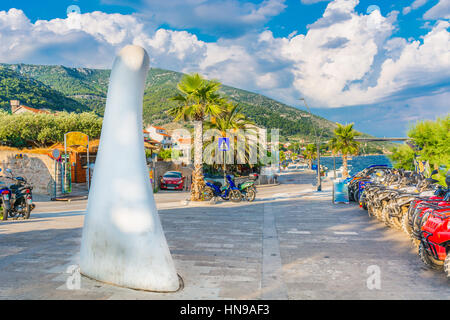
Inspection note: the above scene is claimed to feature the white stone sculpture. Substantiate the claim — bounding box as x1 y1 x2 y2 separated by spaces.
79 45 179 292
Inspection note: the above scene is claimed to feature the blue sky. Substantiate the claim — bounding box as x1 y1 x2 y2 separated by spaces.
0 0 448 136
0 0 440 40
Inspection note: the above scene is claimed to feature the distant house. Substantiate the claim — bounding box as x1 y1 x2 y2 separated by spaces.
171 133 192 164
146 126 173 149
143 130 161 151
10 100 51 115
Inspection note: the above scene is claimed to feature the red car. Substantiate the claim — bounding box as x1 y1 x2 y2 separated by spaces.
160 171 185 190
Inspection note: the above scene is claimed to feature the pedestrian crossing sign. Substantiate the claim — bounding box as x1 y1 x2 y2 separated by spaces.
218 137 230 151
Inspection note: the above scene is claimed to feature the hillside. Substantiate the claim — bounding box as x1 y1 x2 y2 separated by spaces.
0 66 89 113
1 63 335 140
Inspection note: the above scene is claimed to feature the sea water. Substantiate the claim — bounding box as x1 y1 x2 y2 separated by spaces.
312 155 392 176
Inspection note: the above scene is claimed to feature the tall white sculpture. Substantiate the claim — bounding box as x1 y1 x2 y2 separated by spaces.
79 45 179 292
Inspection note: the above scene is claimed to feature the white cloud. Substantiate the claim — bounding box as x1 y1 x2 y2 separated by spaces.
403 0 429 15
103 0 287 37
423 0 450 20
301 0 331 4
0 0 448 114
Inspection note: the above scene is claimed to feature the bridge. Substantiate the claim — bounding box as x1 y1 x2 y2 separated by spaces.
308 137 410 144
354 137 410 142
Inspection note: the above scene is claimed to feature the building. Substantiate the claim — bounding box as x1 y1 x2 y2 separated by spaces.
173 137 192 164
10 100 51 114
146 126 173 149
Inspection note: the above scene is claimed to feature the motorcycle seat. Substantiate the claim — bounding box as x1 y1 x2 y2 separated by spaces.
208 181 222 188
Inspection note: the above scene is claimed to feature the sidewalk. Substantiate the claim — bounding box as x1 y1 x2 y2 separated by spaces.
1 171 448 299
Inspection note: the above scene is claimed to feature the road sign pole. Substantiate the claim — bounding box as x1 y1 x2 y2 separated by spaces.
52 149 61 200
54 159 57 199
223 149 226 185
218 137 230 185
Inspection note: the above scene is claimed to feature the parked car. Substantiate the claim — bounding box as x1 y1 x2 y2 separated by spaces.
160 171 185 190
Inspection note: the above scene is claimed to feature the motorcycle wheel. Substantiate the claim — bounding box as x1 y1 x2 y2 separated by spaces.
229 190 242 203
367 203 374 217
444 254 450 279
381 201 389 225
401 207 412 235
245 188 256 202
391 217 402 230
354 190 360 203
2 206 7 221
24 204 31 219
418 242 443 270
202 187 214 201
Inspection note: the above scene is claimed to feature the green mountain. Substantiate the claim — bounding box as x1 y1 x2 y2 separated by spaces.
0 66 89 113
1 63 335 140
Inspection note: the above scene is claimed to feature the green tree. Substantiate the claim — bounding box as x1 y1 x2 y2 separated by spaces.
303 144 317 169
280 150 286 163
204 102 254 168
391 115 449 185
158 148 182 161
331 123 360 178
0 112 102 148
168 73 224 201
389 145 415 171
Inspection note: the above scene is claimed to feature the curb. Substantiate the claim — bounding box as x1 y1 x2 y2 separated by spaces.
180 199 218 207
51 196 88 202
255 183 280 188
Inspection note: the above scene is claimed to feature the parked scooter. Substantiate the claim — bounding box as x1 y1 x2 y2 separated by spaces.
202 175 242 202
0 168 11 221
236 173 258 202
3 169 34 219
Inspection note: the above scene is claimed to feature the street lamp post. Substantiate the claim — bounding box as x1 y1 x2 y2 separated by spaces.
300 98 322 192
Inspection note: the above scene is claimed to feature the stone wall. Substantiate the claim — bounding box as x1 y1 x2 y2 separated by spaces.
0 150 55 195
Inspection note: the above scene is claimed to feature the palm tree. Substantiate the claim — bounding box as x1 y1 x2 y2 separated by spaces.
328 136 339 178
168 73 224 200
204 102 254 172
303 143 317 169
331 123 360 178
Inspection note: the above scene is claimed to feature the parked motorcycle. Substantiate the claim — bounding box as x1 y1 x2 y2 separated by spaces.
3 169 34 219
382 172 439 230
361 169 437 229
403 184 448 237
236 173 258 202
347 165 391 202
350 165 450 278
417 200 450 276
202 175 242 202
0 168 11 221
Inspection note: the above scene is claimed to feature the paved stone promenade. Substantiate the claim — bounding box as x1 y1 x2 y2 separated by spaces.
0 172 449 299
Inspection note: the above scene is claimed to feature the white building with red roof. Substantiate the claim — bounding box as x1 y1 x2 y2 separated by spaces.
146 125 173 149
10 100 51 114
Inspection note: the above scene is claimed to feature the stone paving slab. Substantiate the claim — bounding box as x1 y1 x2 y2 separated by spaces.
0 172 449 299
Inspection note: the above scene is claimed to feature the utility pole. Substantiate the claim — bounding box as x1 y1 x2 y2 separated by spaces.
300 98 322 191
